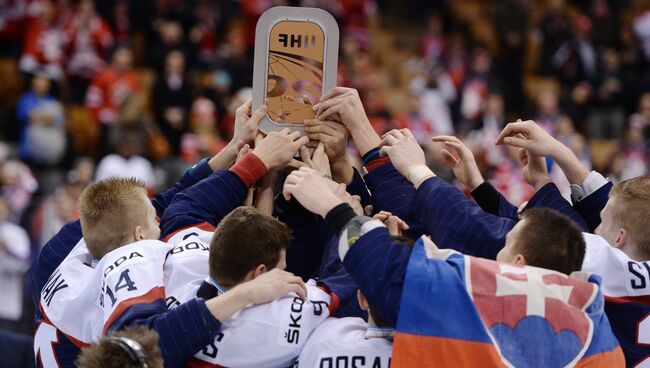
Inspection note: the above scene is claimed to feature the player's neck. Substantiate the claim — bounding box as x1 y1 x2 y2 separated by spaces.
209 276 231 295
623 243 646 262
367 314 378 328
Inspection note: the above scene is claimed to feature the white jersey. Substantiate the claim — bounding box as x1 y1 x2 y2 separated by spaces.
296 317 393 368
43 238 174 338
163 229 333 368
163 227 213 309
38 238 102 345
581 232 650 364
94 239 173 335
581 232 650 297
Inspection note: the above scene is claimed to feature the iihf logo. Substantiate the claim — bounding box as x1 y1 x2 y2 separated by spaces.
278 33 317 48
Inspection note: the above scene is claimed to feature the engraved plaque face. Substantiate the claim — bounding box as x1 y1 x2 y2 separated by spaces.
266 20 325 125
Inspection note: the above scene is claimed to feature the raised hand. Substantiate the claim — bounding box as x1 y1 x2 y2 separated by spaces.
252 129 309 170
432 135 484 191
519 149 552 191
313 87 368 127
233 99 266 147
304 119 348 161
315 87 380 156
495 120 562 157
283 167 343 217
379 128 430 181
299 142 331 178
372 211 410 236
304 119 353 183
496 119 590 184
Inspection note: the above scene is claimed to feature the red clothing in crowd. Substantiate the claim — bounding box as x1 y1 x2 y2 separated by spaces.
85 67 140 125
0 0 39 41
63 13 113 79
20 15 65 79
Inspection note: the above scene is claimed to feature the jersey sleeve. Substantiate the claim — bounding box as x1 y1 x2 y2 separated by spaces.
363 162 417 223
525 182 589 231
337 216 411 327
160 153 268 239
346 168 372 208
411 176 515 259
31 220 83 308
159 169 249 240
471 181 519 219
316 234 365 319
151 157 213 218
574 182 613 232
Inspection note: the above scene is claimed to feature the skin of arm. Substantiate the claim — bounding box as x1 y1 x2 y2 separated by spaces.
207 269 308 322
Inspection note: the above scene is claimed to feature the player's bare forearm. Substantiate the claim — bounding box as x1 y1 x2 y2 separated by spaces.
350 123 381 157
205 286 252 322
254 171 277 216
331 156 354 184
551 144 589 186
208 142 238 172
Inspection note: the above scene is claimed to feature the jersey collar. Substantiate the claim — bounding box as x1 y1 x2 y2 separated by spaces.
208 276 228 295
366 326 394 340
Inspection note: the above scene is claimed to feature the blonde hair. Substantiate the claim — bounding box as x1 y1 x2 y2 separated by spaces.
79 177 147 258
610 177 650 259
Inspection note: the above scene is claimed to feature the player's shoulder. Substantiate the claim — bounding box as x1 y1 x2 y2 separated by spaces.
40 255 103 343
105 239 171 258
228 280 331 326
308 317 368 342
298 318 393 367
98 240 172 276
250 280 331 307
165 226 214 247
582 233 650 298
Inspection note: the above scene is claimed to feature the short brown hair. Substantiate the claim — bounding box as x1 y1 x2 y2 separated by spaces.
516 208 585 275
610 177 650 258
209 206 292 287
76 326 163 368
79 178 147 258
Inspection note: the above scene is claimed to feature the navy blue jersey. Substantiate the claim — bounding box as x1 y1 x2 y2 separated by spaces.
605 296 650 367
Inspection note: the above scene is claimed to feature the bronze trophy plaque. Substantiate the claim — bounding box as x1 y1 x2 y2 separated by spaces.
253 7 339 134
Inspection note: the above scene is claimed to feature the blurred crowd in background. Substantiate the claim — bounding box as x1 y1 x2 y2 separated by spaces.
0 0 649 336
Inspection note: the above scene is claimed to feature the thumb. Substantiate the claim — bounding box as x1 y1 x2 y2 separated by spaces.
379 146 392 157
299 146 312 166
248 105 268 128
282 186 293 201
518 148 528 165
314 141 326 157
440 149 459 167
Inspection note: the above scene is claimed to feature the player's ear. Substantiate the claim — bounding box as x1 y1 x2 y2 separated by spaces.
613 228 627 249
252 264 267 279
357 290 369 311
133 225 144 242
513 254 527 267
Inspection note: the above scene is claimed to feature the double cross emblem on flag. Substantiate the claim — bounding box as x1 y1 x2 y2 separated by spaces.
467 258 599 367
